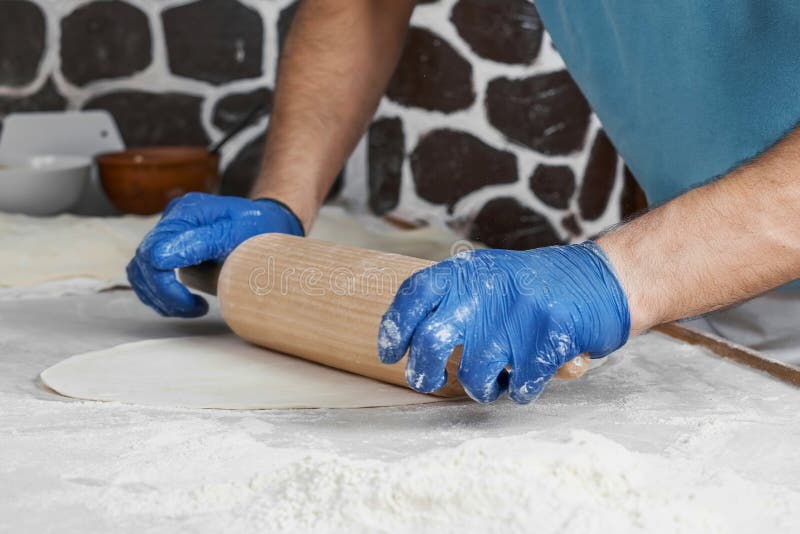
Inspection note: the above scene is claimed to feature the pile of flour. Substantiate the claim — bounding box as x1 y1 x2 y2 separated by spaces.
84 426 797 533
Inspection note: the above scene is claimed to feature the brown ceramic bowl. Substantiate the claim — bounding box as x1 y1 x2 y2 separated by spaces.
97 146 220 215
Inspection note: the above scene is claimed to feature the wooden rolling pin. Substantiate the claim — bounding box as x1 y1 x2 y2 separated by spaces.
215 234 464 397
181 234 590 398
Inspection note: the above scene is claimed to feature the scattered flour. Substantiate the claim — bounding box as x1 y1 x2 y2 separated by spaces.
76 428 798 534
3 297 799 534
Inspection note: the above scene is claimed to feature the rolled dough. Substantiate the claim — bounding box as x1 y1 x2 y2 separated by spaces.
0 212 157 290
40 335 446 409
0 206 477 293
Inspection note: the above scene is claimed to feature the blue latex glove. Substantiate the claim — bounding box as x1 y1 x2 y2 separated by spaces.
378 243 630 404
127 193 304 317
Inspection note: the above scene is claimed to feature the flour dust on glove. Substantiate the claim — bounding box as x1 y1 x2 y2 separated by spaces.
378 243 630 404
127 193 304 317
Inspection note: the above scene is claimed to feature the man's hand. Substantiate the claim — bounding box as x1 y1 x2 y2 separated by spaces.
127 193 303 317
377 244 630 404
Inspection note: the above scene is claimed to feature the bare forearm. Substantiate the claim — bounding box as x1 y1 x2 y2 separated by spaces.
249 0 415 230
599 127 800 336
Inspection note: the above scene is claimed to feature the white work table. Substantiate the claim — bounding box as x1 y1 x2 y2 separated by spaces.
1 290 798 533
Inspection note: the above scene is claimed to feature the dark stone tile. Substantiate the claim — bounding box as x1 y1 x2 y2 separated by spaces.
368 117 404 215
221 128 344 200
450 0 542 65
620 165 648 218
83 90 209 147
387 27 475 113
561 213 583 238
221 130 266 196
0 77 66 116
277 1 299 55
0 0 46 87
212 87 273 131
529 164 574 209
485 70 591 155
163 0 263 86
60 1 152 87
469 197 562 249
411 128 517 210
578 129 618 221
326 169 345 203
0 78 67 137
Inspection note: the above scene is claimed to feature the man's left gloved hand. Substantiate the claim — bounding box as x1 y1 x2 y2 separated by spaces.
126 193 304 318
377 243 630 404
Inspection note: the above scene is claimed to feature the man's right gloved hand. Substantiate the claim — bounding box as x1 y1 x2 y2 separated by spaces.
126 192 304 318
377 243 630 404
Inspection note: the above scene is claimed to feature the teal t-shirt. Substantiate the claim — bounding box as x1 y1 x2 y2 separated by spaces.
535 1 800 206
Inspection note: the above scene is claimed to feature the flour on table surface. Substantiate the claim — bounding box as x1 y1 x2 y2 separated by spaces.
3 393 797 534
2 293 799 533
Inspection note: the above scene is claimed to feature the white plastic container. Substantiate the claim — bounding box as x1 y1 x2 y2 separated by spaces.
0 155 91 215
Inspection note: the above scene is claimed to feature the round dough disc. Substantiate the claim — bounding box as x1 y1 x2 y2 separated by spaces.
40 335 445 409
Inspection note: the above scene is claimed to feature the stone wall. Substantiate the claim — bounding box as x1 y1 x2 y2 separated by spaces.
0 0 643 247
